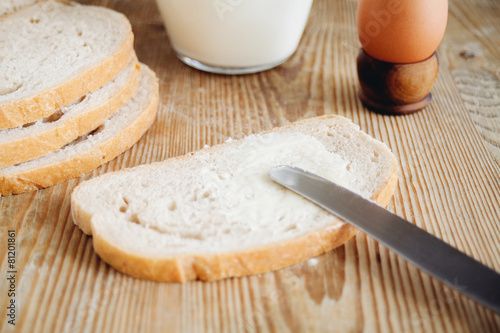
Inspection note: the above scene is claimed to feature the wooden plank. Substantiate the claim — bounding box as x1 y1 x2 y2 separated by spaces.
0 0 499 332
442 0 500 164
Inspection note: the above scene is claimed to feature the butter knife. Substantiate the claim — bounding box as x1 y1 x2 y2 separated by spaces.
268 165 500 313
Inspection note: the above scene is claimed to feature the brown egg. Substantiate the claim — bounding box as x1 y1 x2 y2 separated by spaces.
357 0 448 64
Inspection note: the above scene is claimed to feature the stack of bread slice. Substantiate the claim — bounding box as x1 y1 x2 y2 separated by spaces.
0 0 159 195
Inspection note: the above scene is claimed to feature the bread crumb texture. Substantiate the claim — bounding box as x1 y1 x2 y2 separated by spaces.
0 0 133 128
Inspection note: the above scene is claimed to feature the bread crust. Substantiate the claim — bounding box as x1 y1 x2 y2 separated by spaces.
0 1 135 129
71 115 399 282
91 221 360 282
0 62 141 168
0 69 159 195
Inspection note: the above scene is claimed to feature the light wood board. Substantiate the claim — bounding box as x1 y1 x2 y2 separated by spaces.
1 0 499 332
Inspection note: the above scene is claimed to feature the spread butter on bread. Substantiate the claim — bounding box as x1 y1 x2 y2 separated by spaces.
70 116 399 282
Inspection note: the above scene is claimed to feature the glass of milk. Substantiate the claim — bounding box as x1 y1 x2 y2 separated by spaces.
155 0 314 74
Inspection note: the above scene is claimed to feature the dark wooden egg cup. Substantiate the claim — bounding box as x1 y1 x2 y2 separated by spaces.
356 49 439 115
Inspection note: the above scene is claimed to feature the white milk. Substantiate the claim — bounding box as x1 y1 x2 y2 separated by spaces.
155 0 313 74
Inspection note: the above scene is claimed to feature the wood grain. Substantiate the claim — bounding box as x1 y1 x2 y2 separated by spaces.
356 50 438 114
442 0 500 165
1 0 500 332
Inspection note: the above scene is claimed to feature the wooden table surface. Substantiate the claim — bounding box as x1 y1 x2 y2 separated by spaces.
1 0 500 332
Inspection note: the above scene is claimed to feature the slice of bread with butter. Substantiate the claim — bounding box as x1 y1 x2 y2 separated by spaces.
71 116 398 282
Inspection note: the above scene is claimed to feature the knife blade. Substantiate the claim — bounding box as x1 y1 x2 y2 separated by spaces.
268 165 500 313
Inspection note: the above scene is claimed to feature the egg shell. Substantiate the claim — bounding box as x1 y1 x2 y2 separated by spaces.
357 0 448 64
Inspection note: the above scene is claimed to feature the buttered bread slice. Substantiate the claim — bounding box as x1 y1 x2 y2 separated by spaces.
0 65 159 195
70 115 398 282
0 0 135 129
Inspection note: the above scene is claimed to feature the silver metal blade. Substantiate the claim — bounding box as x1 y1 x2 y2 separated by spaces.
268 165 500 313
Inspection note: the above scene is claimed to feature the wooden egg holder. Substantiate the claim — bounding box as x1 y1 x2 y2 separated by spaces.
356 49 439 115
